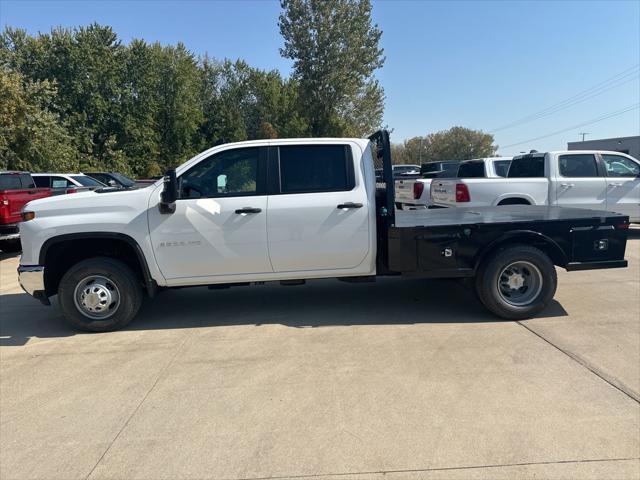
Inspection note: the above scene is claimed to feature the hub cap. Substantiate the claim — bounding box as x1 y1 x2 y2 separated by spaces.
497 261 543 307
74 275 121 319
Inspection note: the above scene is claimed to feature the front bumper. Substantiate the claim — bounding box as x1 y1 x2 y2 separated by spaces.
17 265 50 305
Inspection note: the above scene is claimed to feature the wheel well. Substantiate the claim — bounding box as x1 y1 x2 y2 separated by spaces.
43 237 147 297
497 198 531 206
475 235 568 271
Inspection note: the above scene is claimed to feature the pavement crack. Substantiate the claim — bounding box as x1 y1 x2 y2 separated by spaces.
83 331 193 480
516 321 639 403
226 457 640 480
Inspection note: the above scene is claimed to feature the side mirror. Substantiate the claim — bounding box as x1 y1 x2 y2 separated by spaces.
108 179 117 187
160 169 178 214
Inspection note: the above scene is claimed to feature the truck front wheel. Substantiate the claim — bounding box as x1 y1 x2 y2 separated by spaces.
475 245 556 320
58 257 143 332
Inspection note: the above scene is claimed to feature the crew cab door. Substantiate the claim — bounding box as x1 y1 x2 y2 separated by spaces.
600 153 640 221
554 153 607 210
266 143 370 272
148 146 273 281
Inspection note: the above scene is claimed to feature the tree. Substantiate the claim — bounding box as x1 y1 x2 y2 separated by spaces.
279 0 385 136
395 127 498 164
0 68 79 172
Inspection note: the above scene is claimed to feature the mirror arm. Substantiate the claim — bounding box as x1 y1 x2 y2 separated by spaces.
160 169 178 214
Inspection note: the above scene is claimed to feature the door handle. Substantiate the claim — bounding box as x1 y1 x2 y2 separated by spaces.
337 202 363 209
560 183 575 188
609 183 623 187
234 207 262 214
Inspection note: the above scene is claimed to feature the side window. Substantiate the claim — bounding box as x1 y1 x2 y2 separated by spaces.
33 176 50 188
179 147 259 199
51 176 72 188
19 174 35 188
601 154 640 177
494 160 511 177
0 174 21 190
278 144 353 194
508 156 545 178
558 154 598 177
457 161 485 178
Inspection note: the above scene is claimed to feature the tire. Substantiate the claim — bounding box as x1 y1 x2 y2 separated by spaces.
0 239 21 253
475 245 556 320
58 257 143 332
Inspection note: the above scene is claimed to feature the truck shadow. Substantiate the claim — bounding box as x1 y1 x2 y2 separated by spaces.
0 277 568 347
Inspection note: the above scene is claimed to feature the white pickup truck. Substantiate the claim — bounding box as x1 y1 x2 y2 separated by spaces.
431 151 640 222
395 157 512 209
17 132 630 332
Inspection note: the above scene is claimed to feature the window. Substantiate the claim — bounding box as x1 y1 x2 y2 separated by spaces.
279 145 353 193
70 175 104 187
19 174 35 188
508 155 545 178
180 147 259 199
493 160 511 177
601 154 639 177
33 176 50 188
0 174 21 190
51 177 72 188
457 161 485 178
559 154 598 177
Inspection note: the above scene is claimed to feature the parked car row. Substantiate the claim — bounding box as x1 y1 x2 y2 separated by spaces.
429 150 640 222
0 170 156 252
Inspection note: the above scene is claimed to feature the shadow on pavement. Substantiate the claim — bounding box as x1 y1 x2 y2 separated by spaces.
1 276 568 346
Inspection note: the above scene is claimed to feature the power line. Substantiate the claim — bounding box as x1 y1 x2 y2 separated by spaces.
500 103 640 149
490 65 640 132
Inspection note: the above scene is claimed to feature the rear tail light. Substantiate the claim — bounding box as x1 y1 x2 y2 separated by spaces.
455 183 470 202
67 188 77 194
413 182 424 199
616 222 630 230
1 198 8 206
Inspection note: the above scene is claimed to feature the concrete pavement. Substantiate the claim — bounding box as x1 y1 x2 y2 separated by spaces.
1 238 639 480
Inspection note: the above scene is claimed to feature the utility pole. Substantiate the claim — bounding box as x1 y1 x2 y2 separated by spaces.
579 132 589 142
419 138 423 163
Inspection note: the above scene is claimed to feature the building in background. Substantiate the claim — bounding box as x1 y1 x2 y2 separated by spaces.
567 136 639 160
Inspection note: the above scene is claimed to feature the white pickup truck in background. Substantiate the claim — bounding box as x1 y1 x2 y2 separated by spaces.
430 151 640 222
395 157 512 209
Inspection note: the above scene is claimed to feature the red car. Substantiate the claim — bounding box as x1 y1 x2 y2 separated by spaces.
0 172 52 252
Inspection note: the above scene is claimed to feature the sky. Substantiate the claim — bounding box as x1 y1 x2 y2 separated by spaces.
1 0 639 156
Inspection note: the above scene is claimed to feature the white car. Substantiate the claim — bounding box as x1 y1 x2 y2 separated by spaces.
33 173 106 194
431 151 640 222
396 157 512 209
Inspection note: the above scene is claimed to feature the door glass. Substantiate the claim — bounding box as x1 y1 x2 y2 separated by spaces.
0 175 21 190
601 154 640 177
180 147 259 199
33 176 50 188
51 177 71 188
559 154 598 177
279 145 353 193
508 156 545 177
19 174 35 188
457 161 485 178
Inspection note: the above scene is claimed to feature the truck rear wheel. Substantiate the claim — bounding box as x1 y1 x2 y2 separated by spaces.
58 257 143 332
475 245 556 320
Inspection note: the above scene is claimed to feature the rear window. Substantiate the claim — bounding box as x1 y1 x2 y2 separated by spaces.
457 161 485 178
70 175 104 186
494 160 511 177
508 156 545 178
278 145 353 193
558 154 598 177
0 174 21 190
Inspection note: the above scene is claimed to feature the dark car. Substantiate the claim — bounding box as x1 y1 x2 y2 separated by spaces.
85 172 137 189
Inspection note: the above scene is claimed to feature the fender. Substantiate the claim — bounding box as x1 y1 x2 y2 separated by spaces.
473 229 569 272
39 232 157 297
492 193 538 206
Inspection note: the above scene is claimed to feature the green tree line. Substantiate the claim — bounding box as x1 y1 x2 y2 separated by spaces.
0 0 386 176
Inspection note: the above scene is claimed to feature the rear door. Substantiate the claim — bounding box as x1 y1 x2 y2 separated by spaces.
266 143 369 272
600 153 640 221
554 153 606 210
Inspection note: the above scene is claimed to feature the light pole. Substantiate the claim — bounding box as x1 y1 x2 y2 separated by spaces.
579 132 589 142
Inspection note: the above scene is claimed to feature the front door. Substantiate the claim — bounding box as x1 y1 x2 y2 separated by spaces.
554 153 607 211
266 143 370 272
601 153 640 221
148 146 273 281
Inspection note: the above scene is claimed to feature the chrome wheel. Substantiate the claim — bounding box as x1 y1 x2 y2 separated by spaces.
73 275 121 319
497 261 543 307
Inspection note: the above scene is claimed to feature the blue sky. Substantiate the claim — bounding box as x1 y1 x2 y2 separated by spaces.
1 0 639 155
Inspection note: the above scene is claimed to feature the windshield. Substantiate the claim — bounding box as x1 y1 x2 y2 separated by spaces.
110 173 136 187
70 175 105 187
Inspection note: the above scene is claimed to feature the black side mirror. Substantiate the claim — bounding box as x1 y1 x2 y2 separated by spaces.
159 169 178 214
